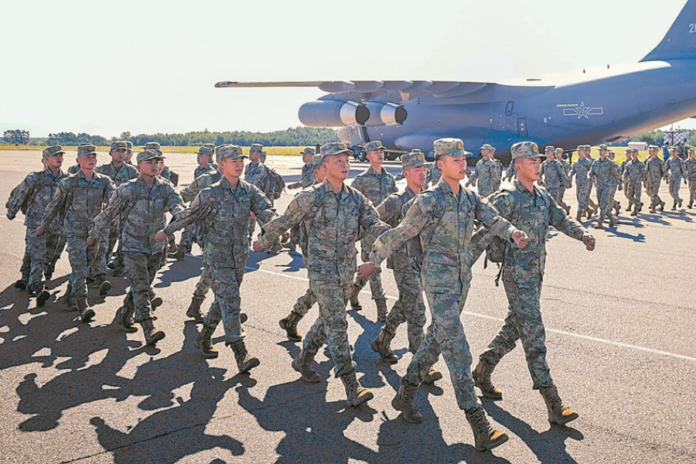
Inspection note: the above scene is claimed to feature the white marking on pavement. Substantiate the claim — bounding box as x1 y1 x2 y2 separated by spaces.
246 264 696 363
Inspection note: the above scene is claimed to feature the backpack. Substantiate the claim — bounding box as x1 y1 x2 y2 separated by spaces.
405 188 450 270
259 166 285 200
6 170 46 215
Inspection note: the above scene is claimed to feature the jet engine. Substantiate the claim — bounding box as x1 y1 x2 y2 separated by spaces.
298 100 369 127
363 102 408 126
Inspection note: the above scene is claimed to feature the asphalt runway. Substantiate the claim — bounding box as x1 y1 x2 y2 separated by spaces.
0 150 695 463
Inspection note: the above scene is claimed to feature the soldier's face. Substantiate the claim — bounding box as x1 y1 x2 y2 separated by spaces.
689 152 695 159
46 153 63 168
125 150 133 162
546 151 553 160
671 151 678 158
111 148 127 163
303 153 313 164
139 159 159 177
78 154 97 170
249 150 260 162
515 157 541 181
220 158 245 178
438 155 467 181
649 149 657 157
555 152 563 160
156 159 165 175
325 154 350 180
198 153 211 167
482 149 492 159
600 150 607 159
366 149 384 165
314 164 327 182
404 165 427 189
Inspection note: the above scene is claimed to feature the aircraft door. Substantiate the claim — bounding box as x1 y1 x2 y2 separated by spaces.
517 118 528 137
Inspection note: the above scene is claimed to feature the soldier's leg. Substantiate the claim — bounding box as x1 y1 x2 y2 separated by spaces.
26 230 48 292
598 186 611 222
387 268 426 353
404 290 479 411
689 179 696 206
180 224 195 251
48 233 67 277
19 247 31 284
210 266 245 344
193 263 212 299
67 236 90 300
123 252 155 323
44 233 61 280
292 286 317 317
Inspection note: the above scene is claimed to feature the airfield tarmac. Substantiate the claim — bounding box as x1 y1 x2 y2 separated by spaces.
0 150 694 463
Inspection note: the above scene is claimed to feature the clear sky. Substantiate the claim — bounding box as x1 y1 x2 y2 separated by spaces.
1 0 694 138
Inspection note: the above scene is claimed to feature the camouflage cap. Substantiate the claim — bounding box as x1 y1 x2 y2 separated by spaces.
43 145 65 158
364 140 385 152
648 145 659 150
511 141 542 160
311 154 324 167
607 150 615 158
144 142 161 151
433 138 466 158
320 142 352 160
300 147 316 156
125 141 133 150
77 144 97 156
599 144 609 150
198 146 214 156
136 149 164 164
669 146 679 152
249 143 263 153
545 145 555 153
402 149 427 168
219 145 246 161
111 141 128 151
688 148 695 154
555 147 564 154
480 143 494 151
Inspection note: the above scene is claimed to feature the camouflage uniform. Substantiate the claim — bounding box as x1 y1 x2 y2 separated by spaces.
589 157 622 224
287 148 316 190
558 153 572 208
665 154 687 206
686 157 696 207
542 158 570 205
6 146 67 293
350 158 398 305
620 157 632 208
368 139 519 413
42 148 115 303
427 161 442 186
180 146 218 253
90 157 184 323
244 145 273 241
259 145 389 379
95 145 139 272
569 155 594 216
623 157 646 213
645 153 666 210
469 156 504 197
473 179 586 389
67 164 80 175
164 149 276 348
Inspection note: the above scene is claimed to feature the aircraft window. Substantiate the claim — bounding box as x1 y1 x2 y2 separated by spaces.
517 118 528 137
505 101 514 116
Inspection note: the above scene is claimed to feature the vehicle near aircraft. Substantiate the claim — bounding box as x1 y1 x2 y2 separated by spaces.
217 0 696 166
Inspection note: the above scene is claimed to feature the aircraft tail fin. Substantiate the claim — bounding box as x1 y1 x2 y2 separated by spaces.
642 0 696 62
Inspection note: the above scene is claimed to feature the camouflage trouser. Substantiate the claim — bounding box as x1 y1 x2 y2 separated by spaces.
668 177 682 201
207 265 246 344
19 248 31 281
25 229 60 290
67 235 102 300
623 180 632 202
596 185 613 221
689 178 696 203
303 278 355 378
480 279 553 390
292 286 317 317
106 220 125 269
385 266 426 354
180 223 195 249
646 178 663 207
557 185 566 204
49 233 67 275
404 288 479 411
547 187 560 203
575 181 590 213
627 181 642 208
123 252 162 322
353 237 385 299
193 262 212 299
585 181 596 208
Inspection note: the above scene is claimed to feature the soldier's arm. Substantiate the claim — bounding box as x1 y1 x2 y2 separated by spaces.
250 186 278 225
6 174 36 219
368 196 433 267
180 176 201 202
548 195 586 240
469 192 515 264
166 185 185 217
474 192 519 242
41 180 69 228
388 175 398 194
375 194 400 224
257 189 316 249
102 178 116 208
89 186 130 239
163 190 213 235
359 197 390 240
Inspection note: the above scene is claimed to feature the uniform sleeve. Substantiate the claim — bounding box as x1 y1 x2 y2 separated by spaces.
166 185 185 216
474 192 518 242
368 195 434 267
250 186 277 226
257 189 317 249
90 185 130 239
180 176 201 202
548 194 586 240
358 197 390 240
6 174 36 219
376 194 400 224
42 179 69 227
388 175 398 194
103 178 116 208
469 162 480 182
163 190 213 235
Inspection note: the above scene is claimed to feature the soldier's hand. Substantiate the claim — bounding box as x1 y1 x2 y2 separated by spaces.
357 263 378 278
86 236 96 247
582 233 596 251
6 212 15 220
253 241 265 253
154 231 168 242
250 212 256 220
470 179 477 187
34 225 45 237
511 230 528 249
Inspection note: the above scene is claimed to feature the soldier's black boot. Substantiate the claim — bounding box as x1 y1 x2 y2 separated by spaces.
422 368 443 384
626 201 633 212
349 285 362 311
230 340 260 373
540 385 579 425
672 202 677 211
465 407 509 451
659 200 665 211
33 282 50 307
593 218 604 229
371 328 398 363
340 370 373 407
14 279 27 290
292 348 321 383
94 275 111 295
473 358 503 400
141 319 165 345
76 298 95 323
392 379 423 423
62 282 76 311
689 200 693 208
608 214 616 228
173 245 186 261
149 290 163 311
194 323 219 358
186 295 205 323
375 298 388 323
678 198 683 208
279 312 303 341
115 305 137 333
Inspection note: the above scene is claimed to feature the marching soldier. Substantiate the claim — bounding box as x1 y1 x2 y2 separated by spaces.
665 146 687 209
468 144 503 197
645 145 666 213
623 149 646 216
686 148 696 208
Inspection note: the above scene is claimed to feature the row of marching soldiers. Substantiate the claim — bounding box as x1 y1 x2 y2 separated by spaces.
7 138 598 453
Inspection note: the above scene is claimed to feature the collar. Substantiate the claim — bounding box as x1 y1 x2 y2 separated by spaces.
514 179 538 196
220 176 246 194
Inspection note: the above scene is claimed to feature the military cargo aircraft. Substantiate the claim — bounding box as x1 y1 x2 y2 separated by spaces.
217 0 696 165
